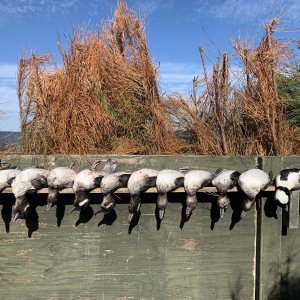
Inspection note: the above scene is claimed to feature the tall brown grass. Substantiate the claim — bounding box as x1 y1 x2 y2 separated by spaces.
17 3 299 156
232 19 297 155
166 18 300 155
18 0 176 154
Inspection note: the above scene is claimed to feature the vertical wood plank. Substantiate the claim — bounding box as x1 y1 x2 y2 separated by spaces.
288 190 299 229
256 197 282 300
255 157 282 300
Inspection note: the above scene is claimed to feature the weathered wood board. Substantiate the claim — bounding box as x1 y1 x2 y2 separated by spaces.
0 154 257 172
0 192 256 300
0 155 299 300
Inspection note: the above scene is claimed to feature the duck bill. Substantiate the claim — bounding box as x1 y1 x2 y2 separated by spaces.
94 208 103 216
159 209 165 220
220 208 225 219
12 212 20 223
240 210 247 219
69 206 80 214
46 202 53 211
128 213 134 224
185 207 192 218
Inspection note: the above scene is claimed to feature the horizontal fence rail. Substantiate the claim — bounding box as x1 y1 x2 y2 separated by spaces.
1 186 277 194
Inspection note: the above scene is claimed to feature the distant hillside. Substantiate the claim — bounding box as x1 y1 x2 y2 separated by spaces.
0 131 19 149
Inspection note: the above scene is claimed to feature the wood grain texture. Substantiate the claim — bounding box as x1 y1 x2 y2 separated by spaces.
0 155 299 299
0 192 256 300
288 190 299 229
0 154 257 171
255 157 282 300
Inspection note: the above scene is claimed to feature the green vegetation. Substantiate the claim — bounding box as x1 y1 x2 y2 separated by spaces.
278 66 300 128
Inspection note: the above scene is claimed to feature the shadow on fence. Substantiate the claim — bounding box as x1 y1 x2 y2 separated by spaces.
267 256 300 300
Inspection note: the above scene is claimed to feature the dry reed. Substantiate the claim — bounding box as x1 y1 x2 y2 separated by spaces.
232 18 298 155
17 4 299 156
18 0 176 154
166 17 300 155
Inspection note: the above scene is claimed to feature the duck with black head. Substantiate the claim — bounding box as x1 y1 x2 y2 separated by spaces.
184 170 215 219
46 161 77 210
127 168 159 223
238 168 271 218
95 171 131 215
70 159 117 213
11 167 49 222
156 169 185 220
274 168 300 210
212 169 240 218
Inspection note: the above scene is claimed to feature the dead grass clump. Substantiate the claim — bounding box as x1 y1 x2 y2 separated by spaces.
166 50 246 155
18 0 175 154
166 17 300 155
166 86 223 155
18 52 113 154
232 18 299 155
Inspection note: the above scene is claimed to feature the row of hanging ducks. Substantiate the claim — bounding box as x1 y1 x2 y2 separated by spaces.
0 159 299 224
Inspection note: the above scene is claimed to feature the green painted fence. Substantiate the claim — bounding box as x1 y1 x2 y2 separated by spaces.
0 155 299 300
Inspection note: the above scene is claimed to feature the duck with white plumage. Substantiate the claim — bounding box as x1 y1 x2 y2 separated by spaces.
274 168 300 210
70 159 117 213
212 169 240 218
127 168 159 223
0 166 21 193
11 167 49 222
156 169 185 220
238 168 271 218
46 161 77 210
94 171 132 215
184 170 215 218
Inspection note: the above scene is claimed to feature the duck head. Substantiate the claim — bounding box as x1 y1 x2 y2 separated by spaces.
46 187 59 210
95 193 116 215
241 197 256 218
69 190 90 213
128 194 141 223
217 194 230 219
157 193 168 220
274 186 290 211
12 196 30 222
185 194 197 218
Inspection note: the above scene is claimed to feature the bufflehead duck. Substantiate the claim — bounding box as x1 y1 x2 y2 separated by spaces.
127 168 159 223
46 162 77 210
95 171 131 215
238 168 271 218
70 159 117 213
212 169 240 218
156 169 184 220
184 170 215 218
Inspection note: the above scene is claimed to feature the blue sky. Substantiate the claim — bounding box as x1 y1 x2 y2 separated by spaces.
0 0 299 131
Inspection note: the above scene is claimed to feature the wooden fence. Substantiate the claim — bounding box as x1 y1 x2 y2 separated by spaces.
0 155 299 300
